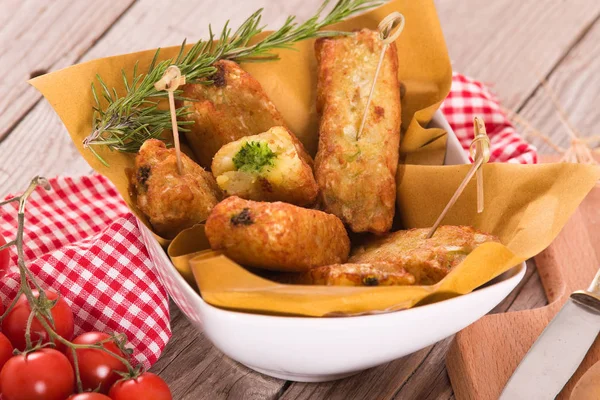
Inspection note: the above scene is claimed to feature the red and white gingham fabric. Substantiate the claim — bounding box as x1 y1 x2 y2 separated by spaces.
0 73 536 369
0 176 170 369
441 73 538 164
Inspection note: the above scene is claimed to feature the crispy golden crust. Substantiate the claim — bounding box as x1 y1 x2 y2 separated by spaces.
205 196 350 272
279 262 415 286
129 139 221 239
211 126 318 206
314 29 401 234
180 60 309 169
350 226 500 285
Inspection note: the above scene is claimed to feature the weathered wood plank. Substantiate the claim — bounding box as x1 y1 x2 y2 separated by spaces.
148 302 198 375
504 263 548 312
436 0 600 110
489 259 542 314
279 348 434 400
0 100 93 196
0 0 135 142
81 0 319 61
516 17 600 154
392 338 454 400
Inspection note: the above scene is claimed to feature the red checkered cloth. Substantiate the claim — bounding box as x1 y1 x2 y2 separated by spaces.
0 176 170 369
0 73 536 370
441 73 538 164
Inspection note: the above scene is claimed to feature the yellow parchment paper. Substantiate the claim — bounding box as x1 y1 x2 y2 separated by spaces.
29 0 600 317
29 0 452 246
190 163 599 316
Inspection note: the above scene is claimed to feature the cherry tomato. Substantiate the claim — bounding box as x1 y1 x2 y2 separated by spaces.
67 393 112 400
0 332 13 373
0 348 75 400
108 372 172 400
66 331 128 393
2 290 74 351
0 232 10 279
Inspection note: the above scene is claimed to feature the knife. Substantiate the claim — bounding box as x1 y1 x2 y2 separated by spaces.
499 267 600 399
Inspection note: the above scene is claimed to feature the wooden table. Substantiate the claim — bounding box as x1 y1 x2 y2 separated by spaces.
2 1 599 398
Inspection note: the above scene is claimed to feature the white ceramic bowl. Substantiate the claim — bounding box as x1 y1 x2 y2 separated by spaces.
139 111 526 382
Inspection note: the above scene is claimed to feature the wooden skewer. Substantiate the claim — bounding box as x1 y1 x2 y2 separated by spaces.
471 117 491 213
356 12 405 140
155 65 186 174
426 117 490 239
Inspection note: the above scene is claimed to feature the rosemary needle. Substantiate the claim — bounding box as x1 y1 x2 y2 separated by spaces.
84 0 382 166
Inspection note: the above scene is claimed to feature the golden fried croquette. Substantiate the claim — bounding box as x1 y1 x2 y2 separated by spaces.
314 29 401 234
350 226 500 285
205 196 350 272
129 139 221 239
281 262 415 286
179 60 287 169
211 126 318 206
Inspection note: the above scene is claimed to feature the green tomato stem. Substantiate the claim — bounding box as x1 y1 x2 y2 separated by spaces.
70 346 83 393
0 196 20 207
24 309 35 350
0 240 15 252
0 288 22 322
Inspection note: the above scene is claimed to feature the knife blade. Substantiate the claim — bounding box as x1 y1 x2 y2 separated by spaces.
499 268 600 400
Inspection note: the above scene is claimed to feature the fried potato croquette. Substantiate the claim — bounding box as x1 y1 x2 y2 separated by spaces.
314 29 401 234
284 262 415 286
211 126 318 206
350 226 499 285
179 60 287 169
205 196 350 272
129 139 221 239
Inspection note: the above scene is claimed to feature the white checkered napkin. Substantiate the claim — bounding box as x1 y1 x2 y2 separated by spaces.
0 176 171 368
441 73 538 164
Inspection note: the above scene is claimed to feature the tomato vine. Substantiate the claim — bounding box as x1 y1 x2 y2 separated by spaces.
0 177 168 397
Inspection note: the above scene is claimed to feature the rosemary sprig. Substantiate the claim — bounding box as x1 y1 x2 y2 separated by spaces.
83 0 382 165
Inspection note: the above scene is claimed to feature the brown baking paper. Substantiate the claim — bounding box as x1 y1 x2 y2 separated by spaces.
29 0 452 246
190 163 599 316
29 0 599 317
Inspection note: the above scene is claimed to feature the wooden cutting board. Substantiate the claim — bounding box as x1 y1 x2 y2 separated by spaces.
446 157 600 400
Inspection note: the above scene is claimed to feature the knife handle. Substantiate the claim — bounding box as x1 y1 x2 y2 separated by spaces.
571 290 600 314
587 267 600 293
573 267 600 312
